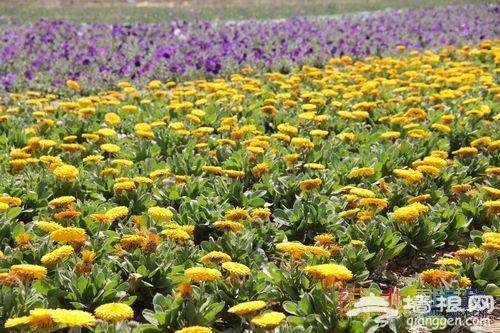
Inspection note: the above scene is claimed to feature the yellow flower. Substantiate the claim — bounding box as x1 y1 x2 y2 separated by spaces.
314 234 334 244
94 303 134 321
277 123 298 136
338 208 360 218
305 246 330 257
148 206 174 221
161 229 190 241
460 276 471 288
50 309 95 327
228 301 266 315
250 207 271 219
380 131 401 139
291 137 314 148
359 198 388 209
100 143 121 153
120 235 147 248
225 207 250 221
454 248 481 259
451 184 472 193
200 251 232 264
104 112 121 125
434 258 462 267
222 262 251 277
251 312 286 329
310 129 329 138
111 159 134 167
149 168 170 178
299 178 321 190
113 181 136 192
393 206 420 222
41 245 74 265
83 155 104 163
221 169 245 177
420 269 458 286
105 206 129 221
482 186 500 197
185 267 222 282
407 194 431 204
66 80 80 90
276 242 306 259
422 156 447 167
252 163 269 175
349 167 375 177
284 153 300 163
4 316 31 328
50 227 86 243
452 147 478 155
133 176 153 184
393 169 423 183
10 264 47 281
212 220 242 231
53 165 79 181
202 166 222 173
351 240 366 246
175 326 212 333
303 162 325 170
48 196 76 208
349 188 376 198
416 165 440 175
408 202 429 214
304 263 353 287
0 196 22 206
28 309 55 328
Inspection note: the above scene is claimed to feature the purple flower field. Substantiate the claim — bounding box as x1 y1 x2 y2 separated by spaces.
0 4 498 91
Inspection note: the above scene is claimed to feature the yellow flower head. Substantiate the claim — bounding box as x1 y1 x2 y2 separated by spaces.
50 227 86 243
100 143 121 153
53 165 79 181
251 312 286 329
299 178 322 190
228 301 266 315
393 169 423 183
94 303 134 321
10 264 47 281
349 167 375 178
349 188 376 198
148 206 174 221
113 181 136 192
452 147 478 155
49 309 95 327
434 258 462 267
304 263 353 287
212 220 242 231
222 262 251 277
454 248 481 259
314 234 334 244
48 196 76 208
224 207 250 221
200 251 232 264
120 235 147 248
276 242 306 259
105 206 129 221
41 245 74 265
251 207 272 219
393 206 420 222
184 267 222 282
175 326 212 333
420 269 458 286
66 80 80 90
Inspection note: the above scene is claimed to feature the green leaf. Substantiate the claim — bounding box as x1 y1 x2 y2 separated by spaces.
7 206 23 219
283 301 299 315
202 301 225 322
